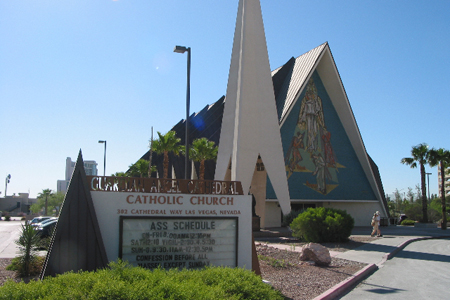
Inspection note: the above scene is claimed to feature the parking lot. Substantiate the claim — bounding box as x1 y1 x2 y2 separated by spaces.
0 219 23 258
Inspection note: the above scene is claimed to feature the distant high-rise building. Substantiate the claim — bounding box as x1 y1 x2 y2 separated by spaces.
57 157 98 194
438 165 450 198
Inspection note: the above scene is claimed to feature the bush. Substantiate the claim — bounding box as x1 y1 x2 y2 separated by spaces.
0 260 283 300
290 207 354 243
6 256 46 276
400 219 416 226
14 221 44 277
282 209 304 227
404 201 441 223
4 215 11 221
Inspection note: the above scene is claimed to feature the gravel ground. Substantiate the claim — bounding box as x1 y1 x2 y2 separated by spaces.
0 258 39 286
256 243 367 300
0 236 376 300
0 258 23 285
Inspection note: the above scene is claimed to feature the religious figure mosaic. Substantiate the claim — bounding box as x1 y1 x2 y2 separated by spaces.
285 78 345 195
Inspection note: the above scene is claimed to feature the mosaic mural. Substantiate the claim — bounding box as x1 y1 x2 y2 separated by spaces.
284 78 345 195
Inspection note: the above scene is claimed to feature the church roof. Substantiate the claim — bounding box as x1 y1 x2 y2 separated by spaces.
273 42 328 121
136 43 388 216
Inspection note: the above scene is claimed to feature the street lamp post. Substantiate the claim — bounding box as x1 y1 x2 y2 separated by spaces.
426 172 432 200
4 174 11 197
98 140 107 176
174 45 191 180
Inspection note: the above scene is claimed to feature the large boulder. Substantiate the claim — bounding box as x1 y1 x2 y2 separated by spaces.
299 243 331 266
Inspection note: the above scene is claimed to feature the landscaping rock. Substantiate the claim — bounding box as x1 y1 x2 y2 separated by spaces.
299 243 331 266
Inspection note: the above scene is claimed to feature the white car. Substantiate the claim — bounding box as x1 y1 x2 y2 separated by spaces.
30 216 52 224
31 217 58 228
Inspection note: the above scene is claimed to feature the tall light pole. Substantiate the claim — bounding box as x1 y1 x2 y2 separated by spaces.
4 174 11 197
174 45 191 180
426 172 432 200
98 140 107 176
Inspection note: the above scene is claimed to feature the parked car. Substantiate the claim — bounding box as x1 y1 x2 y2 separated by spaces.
36 219 58 238
398 214 408 224
30 216 52 224
32 217 57 228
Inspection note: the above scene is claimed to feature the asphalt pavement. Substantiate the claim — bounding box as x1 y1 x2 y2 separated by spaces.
339 238 450 299
255 225 450 300
0 219 23 258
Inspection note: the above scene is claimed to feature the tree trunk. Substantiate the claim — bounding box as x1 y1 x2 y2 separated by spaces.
420 163 428 223
440 161 447 229
45 195 48 216
163 151 169 179
199 160 205 181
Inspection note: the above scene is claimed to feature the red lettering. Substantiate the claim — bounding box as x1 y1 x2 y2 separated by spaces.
126 195 134 204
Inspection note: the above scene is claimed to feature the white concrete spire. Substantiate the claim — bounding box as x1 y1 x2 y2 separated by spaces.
215 0 291 214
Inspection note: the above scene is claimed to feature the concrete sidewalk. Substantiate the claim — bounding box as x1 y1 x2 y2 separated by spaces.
255 225 450 300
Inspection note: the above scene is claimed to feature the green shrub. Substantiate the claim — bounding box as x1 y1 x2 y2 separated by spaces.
14 221 44 277
400 219 416 226
4 215 11 221
282 209 304 227
0 260 283 300
258 255 291 268
290 207 354 243
6 256 45 275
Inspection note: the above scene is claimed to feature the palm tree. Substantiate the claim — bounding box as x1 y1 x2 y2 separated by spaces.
428 148 450 229
38 189 53 216
112 172 127 177
149 165 157 177
151 131 184 179
401 143 430 223
128 159 151 178
189 138 218 180
148 126 154 178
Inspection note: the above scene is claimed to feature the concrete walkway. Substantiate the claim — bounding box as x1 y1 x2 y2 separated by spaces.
255 225 450 300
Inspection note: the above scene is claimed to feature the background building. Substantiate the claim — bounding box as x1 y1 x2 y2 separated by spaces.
57 157 98 194
0 193 37 215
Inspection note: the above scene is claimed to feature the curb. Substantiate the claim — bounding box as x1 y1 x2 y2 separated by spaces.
383 235 450 261
313 263 377 300
379 237 430 264
315 235 450 299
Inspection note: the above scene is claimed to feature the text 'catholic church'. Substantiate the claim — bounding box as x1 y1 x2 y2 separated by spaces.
139 1 388 227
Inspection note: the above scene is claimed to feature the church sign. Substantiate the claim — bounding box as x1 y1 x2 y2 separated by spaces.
40 154 253 278
87 176 251 271
119 217 238 269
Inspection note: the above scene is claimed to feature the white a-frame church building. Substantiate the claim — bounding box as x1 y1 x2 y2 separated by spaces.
140 0 389 227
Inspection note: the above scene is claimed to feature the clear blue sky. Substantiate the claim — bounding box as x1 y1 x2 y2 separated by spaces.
1 0 449 199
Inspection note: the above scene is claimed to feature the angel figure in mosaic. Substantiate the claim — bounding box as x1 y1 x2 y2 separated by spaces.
312 153 331 194
286 131 305 173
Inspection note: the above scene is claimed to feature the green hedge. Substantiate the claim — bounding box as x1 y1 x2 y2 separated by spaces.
0 261 283 300
290 207 354 243
400 219 415 226
282 209 304 227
